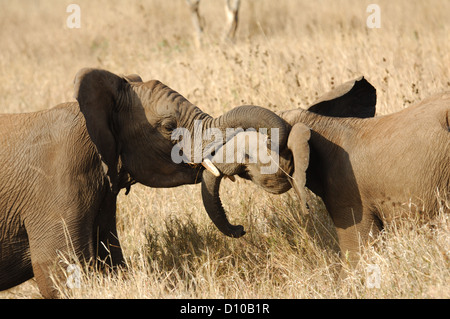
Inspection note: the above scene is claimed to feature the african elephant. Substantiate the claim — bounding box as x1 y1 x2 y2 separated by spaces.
0 68 288 298
203 84 450 267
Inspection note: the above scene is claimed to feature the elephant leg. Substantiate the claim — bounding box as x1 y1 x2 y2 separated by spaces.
93 190 125 269
0 234 33 291
29 256 61 299
26 213 95 298
333 207 383 268
335 225 365 268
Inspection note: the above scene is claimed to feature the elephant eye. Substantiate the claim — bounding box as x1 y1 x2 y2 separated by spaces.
161 119 177 133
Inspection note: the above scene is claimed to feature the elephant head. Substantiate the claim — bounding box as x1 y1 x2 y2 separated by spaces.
201 77 376 238
73 68 289 204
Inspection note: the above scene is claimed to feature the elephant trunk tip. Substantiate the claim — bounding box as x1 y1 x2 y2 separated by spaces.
228 225 246 238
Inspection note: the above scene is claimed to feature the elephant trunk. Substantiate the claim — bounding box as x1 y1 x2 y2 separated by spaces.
201 170 245 237
201 105 289 237
211 105 290 145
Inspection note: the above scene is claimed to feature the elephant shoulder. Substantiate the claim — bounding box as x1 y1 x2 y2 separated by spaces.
45 102 89 136
48 102 83 121
43 103 103 174
39 103 97 159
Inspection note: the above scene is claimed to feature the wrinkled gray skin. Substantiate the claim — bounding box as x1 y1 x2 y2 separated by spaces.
0 68 288 298
203 79 450 267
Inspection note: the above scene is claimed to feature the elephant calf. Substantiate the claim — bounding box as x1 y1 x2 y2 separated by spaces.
202 79 449 267
282 91 450 265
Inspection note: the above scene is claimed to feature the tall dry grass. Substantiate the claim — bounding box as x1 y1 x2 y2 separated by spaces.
0 0 448 298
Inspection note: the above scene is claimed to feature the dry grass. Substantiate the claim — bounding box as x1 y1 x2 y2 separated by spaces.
0 0 449 299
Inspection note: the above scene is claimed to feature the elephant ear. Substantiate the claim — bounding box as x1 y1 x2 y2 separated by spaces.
308 76 376 118
123 74 143 83
287 123 311 214
73 68 128 194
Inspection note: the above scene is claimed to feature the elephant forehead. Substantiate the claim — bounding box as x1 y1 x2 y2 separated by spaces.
133 100 179 127
155 102 180 118
132 80 182 118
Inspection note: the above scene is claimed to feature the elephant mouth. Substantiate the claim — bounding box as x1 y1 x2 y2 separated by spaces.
182 162 205 184
179 160 222 184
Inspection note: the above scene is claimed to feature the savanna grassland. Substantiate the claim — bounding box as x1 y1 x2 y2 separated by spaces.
0 0 449 298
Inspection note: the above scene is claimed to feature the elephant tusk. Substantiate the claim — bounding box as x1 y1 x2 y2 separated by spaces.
202 159 220 177
225 175 236 182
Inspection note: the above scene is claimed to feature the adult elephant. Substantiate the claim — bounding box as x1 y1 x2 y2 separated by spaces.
202 84 449 267
0 68 288 298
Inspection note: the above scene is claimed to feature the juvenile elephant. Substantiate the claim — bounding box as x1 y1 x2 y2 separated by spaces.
0 68 289 298
284 92 449 265
202 81 450 266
